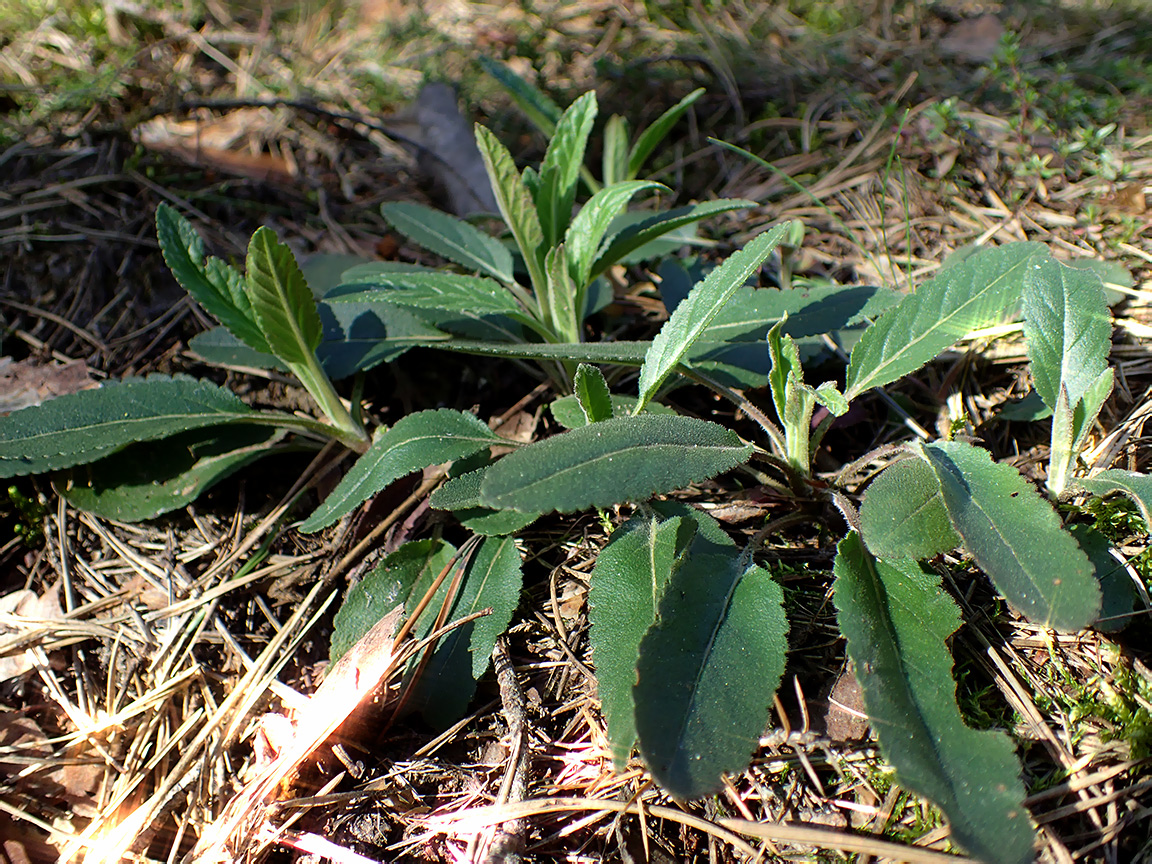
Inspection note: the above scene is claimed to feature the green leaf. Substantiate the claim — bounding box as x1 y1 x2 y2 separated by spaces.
550 393 676 429
300 409 505 532
188 328 287 373
1021 256 1112 411
58 426 281 521
636 223 791 411
602 114 630 186
544 244 578 341
1067 524 1138 633
475 124 546 293
565 181 665 289
405 534 524 726
573 364 613 424
244 226 323 364
916 440 1100 631
478 57 561 137
329 273 536 328
431 338 651 365
380 202 514 284
428 466 540 536
155 204 268 352
330 538 452 662
480 415 752 513
590 512 691 768
860 456 960 560
635 548 788 800
845 243 1048 400
592 200 756 280
537 91 597 246
832 534 1034 864
0 375 256 479
1077 469 1152 535
627 88 704 179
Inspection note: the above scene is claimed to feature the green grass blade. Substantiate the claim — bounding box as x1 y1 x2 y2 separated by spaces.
917 440 1100 631
833 533 1035 864
845 243 1048 401
155 204 269 352
244 227 323 364
478 57 561 137
0 375 257 478
479 414 751 513
635 548 787 799
300 409 504 532
636 223 791 412
627 88 704 179
380 202 515 284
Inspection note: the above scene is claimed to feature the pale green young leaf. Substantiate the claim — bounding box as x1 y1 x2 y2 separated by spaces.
767 318 801 423
635 548 787 800
380 202 514 284
833 534 1035 864
244 226 323 364
478 57 561 137
155 204 268 352
813 382 848 416
60 426 281 521
1022 256 1112 411
573 363 613 424
0 375 257 479
537 91 597 246
591 199 756 280
480 415 752 513
475 124 546 293
565 181 665 289
845 243 1049 400
1077 469 1152 535
301 409 505 532
916 440 1100 631
1071 368 1114 451
590 512 689 768
545 244 578 341
627 88 704 179
860 456 959 560
602 114 630 186
636 223 791 411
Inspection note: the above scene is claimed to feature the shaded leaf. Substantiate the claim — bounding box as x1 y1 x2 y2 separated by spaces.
0 375 256 479
244 227 323 364
59 426 281 521
860 456 959 560
1068 524 1138 633
478 57 561 136
155 204 268 352
636 223 791 411
480 415 752 513
1077 469 1152 535
381 202 514 284
845 243 1048 400
301 409 505 532
832 533 1034 864
916 440 1099 631
590 512 690 767
635 549 787 799
627 88 704 178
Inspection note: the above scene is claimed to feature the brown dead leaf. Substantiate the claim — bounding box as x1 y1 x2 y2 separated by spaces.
0 358 98 415
1104 182 1147 215
821 664 869 742
939 14 1004 63
0 583 63 682
133 111 296 185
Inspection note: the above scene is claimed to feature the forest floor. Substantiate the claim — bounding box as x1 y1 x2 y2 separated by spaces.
3 1 1152 862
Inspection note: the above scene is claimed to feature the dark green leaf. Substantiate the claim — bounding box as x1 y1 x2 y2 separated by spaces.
917 441 1099 631
301 409 505 532
590 512 690 767
328 273 535 327
189 328 287 372
592 200 756 280
244 226 323 364
832 534 1034 864
998 390 1052 422
478 57 561 136
155 204 268 352
846 244 1048 400
480 415 752 514
860 456 960 560
58 426 281 521
1067 524 1138 633
299 253 376 297
0 375 256 479
637 224 791 410
573 364 613 424
429 466 540 536
380 202 514 284
550 394 676 429
635 549 787 799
